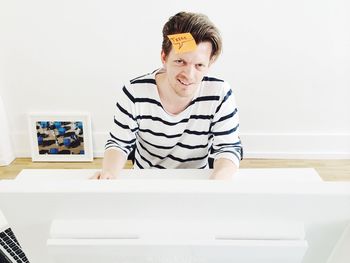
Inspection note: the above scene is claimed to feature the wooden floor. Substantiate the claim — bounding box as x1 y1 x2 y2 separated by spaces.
1 158 350 181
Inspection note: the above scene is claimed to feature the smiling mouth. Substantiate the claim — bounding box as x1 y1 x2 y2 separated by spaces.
178 79 191 86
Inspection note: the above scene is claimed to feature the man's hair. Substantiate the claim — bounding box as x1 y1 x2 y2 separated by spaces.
162 12 222 61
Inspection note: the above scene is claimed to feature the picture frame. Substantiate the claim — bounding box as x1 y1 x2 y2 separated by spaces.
28 113 93 162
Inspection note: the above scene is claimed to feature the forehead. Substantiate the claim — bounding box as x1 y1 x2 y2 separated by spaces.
168 41 212 62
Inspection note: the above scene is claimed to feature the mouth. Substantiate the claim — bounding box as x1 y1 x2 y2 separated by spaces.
178 79 192 86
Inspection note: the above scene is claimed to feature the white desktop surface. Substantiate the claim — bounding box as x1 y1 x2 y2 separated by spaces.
0 168 349 263
15 167 323 182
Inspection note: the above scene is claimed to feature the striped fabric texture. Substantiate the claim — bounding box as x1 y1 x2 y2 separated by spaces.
106 69 242 169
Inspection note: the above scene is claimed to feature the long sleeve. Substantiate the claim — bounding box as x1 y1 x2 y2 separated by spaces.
210 83 243 167
105 84 139 157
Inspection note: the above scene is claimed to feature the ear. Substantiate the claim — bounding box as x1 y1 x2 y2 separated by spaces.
161 50 167 64
209 56 217 67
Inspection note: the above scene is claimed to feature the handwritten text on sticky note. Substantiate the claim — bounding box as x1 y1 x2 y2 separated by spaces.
167 33 197 53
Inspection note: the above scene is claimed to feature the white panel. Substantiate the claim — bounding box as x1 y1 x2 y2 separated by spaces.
47 239 308 263
49 219 306 240
0 176 350 263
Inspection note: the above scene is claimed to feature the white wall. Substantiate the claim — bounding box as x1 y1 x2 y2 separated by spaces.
0 94 15 166
0 0 349 159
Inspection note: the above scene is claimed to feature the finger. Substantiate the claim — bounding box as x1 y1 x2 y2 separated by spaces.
98 174 111 180
90 172 101 180
101 174 116 180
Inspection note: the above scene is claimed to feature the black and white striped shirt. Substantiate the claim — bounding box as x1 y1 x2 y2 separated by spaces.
106 69 242 169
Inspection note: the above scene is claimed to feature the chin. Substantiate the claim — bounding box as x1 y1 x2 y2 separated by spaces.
176 88 196 98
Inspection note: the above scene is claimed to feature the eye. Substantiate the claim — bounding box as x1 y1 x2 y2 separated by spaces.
174 59 185 65
196 63 206 70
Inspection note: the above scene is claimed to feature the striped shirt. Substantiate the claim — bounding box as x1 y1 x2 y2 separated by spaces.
105 69 242 169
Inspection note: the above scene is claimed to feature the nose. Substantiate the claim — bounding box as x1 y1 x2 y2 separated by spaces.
183 64 195 80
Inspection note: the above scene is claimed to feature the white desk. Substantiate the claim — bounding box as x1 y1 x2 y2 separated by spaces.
15 168 323 182
1 168 349 263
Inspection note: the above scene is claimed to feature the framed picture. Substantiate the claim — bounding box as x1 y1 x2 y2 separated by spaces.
28 113 93 162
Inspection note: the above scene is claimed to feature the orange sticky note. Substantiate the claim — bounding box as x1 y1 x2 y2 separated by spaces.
167 33 197 53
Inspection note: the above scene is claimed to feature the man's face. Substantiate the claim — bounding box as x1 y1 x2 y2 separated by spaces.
161 41 213 99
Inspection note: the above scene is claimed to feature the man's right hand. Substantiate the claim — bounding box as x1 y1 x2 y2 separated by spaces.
91 149 127 180
90 171 117 180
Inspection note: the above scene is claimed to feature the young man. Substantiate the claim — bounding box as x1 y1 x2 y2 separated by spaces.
93 12 242 180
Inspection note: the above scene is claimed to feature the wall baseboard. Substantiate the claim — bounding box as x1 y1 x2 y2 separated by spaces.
12 132 350 159
241 133 350 159
0 155 15 166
